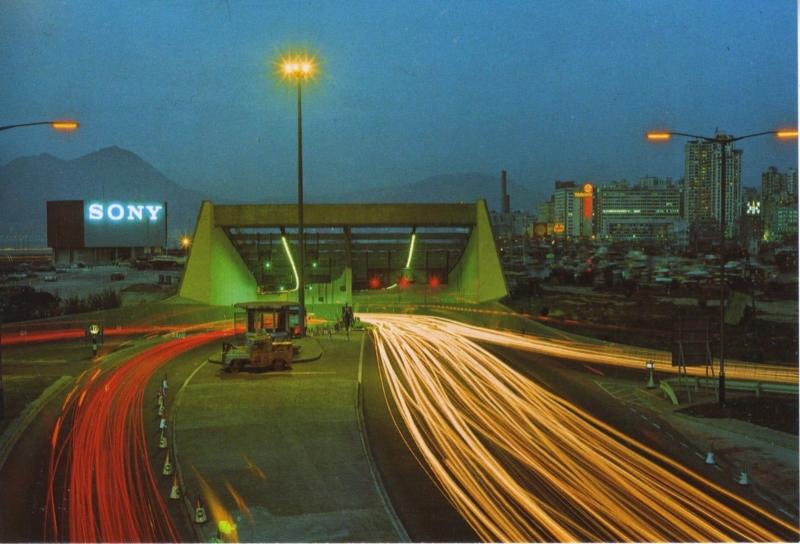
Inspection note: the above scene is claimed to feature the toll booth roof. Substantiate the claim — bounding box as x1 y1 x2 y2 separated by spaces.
234 302 300 312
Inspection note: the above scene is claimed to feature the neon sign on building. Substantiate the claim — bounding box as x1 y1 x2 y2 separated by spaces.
87 202 164 222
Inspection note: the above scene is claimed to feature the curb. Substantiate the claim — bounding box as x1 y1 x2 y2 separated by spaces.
355 332 410 542
0 375 72 471
171 358 210 543
295 337 324 363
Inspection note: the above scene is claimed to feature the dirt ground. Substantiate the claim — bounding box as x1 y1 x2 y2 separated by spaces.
509 286 798 364
679 395 799 435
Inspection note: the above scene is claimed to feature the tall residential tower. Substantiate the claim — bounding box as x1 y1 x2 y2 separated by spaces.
683 135 742 237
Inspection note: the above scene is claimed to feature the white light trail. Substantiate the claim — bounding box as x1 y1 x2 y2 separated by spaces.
362 313 797 542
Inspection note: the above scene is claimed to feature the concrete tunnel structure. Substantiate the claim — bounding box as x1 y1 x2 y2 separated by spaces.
178 200 507 313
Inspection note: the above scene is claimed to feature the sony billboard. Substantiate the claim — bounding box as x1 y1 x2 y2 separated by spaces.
83 201 167 248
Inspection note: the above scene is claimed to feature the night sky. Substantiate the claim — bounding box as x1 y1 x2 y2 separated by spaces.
1 1 796 202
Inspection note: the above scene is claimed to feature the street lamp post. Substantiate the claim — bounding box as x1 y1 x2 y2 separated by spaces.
0 118 79 420
278 55 317 336
646 128 797 406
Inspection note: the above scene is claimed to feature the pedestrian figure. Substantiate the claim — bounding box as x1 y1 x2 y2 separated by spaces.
342 304 354 339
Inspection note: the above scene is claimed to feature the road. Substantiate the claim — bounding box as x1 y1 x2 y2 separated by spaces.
362 313 799 542
43 330 227 541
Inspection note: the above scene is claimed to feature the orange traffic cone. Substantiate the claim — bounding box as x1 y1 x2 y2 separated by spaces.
162 451 173 476
194 495 208 524
159 429 168 449
170 475 181 500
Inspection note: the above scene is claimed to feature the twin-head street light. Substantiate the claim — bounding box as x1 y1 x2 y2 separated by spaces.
275 52 319 336
0 118 80 420
646 128 797 406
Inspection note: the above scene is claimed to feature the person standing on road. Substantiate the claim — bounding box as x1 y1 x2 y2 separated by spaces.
342 304 353 340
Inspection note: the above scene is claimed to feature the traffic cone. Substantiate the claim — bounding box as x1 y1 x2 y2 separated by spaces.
158 429 168 449
162 451 173 476
738 465 750 486
705 447 715 465
194 495 208 524
170 475 181 499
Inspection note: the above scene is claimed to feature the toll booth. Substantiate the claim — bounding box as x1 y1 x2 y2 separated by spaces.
234 302 302 340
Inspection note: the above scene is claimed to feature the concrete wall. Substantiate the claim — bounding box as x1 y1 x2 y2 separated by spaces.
179 201 261 305
447 199 508 302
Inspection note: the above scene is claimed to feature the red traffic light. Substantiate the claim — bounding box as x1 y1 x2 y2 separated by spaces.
368 276 381 289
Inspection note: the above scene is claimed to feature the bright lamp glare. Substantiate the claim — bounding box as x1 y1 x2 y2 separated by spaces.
51 121 79 131
776 130 798 139
276 52 318 82
646 132 671 141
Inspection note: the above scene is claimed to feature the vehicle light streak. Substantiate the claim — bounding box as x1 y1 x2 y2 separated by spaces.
44 330 228 542
363 313 797 542
405 314 797 384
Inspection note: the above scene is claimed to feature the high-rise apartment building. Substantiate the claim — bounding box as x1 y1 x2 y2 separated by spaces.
550 181 593 238
683 136 742 236
761 166 798 241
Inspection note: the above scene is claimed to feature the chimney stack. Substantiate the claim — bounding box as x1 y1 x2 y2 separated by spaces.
501 170 510 213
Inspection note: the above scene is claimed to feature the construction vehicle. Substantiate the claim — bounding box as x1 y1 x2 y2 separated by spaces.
222 302 299 372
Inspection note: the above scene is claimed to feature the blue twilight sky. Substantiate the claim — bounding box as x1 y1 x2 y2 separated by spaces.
1 0 797 203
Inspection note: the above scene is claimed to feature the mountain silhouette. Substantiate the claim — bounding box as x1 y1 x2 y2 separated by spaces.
1 147 543 246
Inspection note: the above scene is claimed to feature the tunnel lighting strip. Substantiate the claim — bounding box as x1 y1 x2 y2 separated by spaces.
386 231 417 290
281 235 300 292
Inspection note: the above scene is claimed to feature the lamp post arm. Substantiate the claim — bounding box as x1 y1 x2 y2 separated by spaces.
666 131 716 141
0 121 55 132
730 130 779 142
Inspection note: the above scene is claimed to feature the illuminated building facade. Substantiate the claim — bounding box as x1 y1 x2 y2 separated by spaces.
47 200 167 265
761 166 798 240
549 181 594 238
683 136 742 236
596 180 685 243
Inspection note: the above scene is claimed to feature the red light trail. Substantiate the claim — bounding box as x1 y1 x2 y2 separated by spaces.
44 329 227 542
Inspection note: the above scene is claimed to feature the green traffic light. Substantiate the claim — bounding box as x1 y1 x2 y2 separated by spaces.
264 261 272 269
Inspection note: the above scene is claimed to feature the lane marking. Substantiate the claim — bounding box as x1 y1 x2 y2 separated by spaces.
680 442 689 449
358 332 366 385
583 364 604 376
713 465 722 471
778 507 793 518
652 423 661 430
694 452 705 460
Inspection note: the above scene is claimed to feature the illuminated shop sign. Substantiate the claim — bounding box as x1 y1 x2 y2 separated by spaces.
87 202 164 222
746 201 761 215
83 201 167 248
